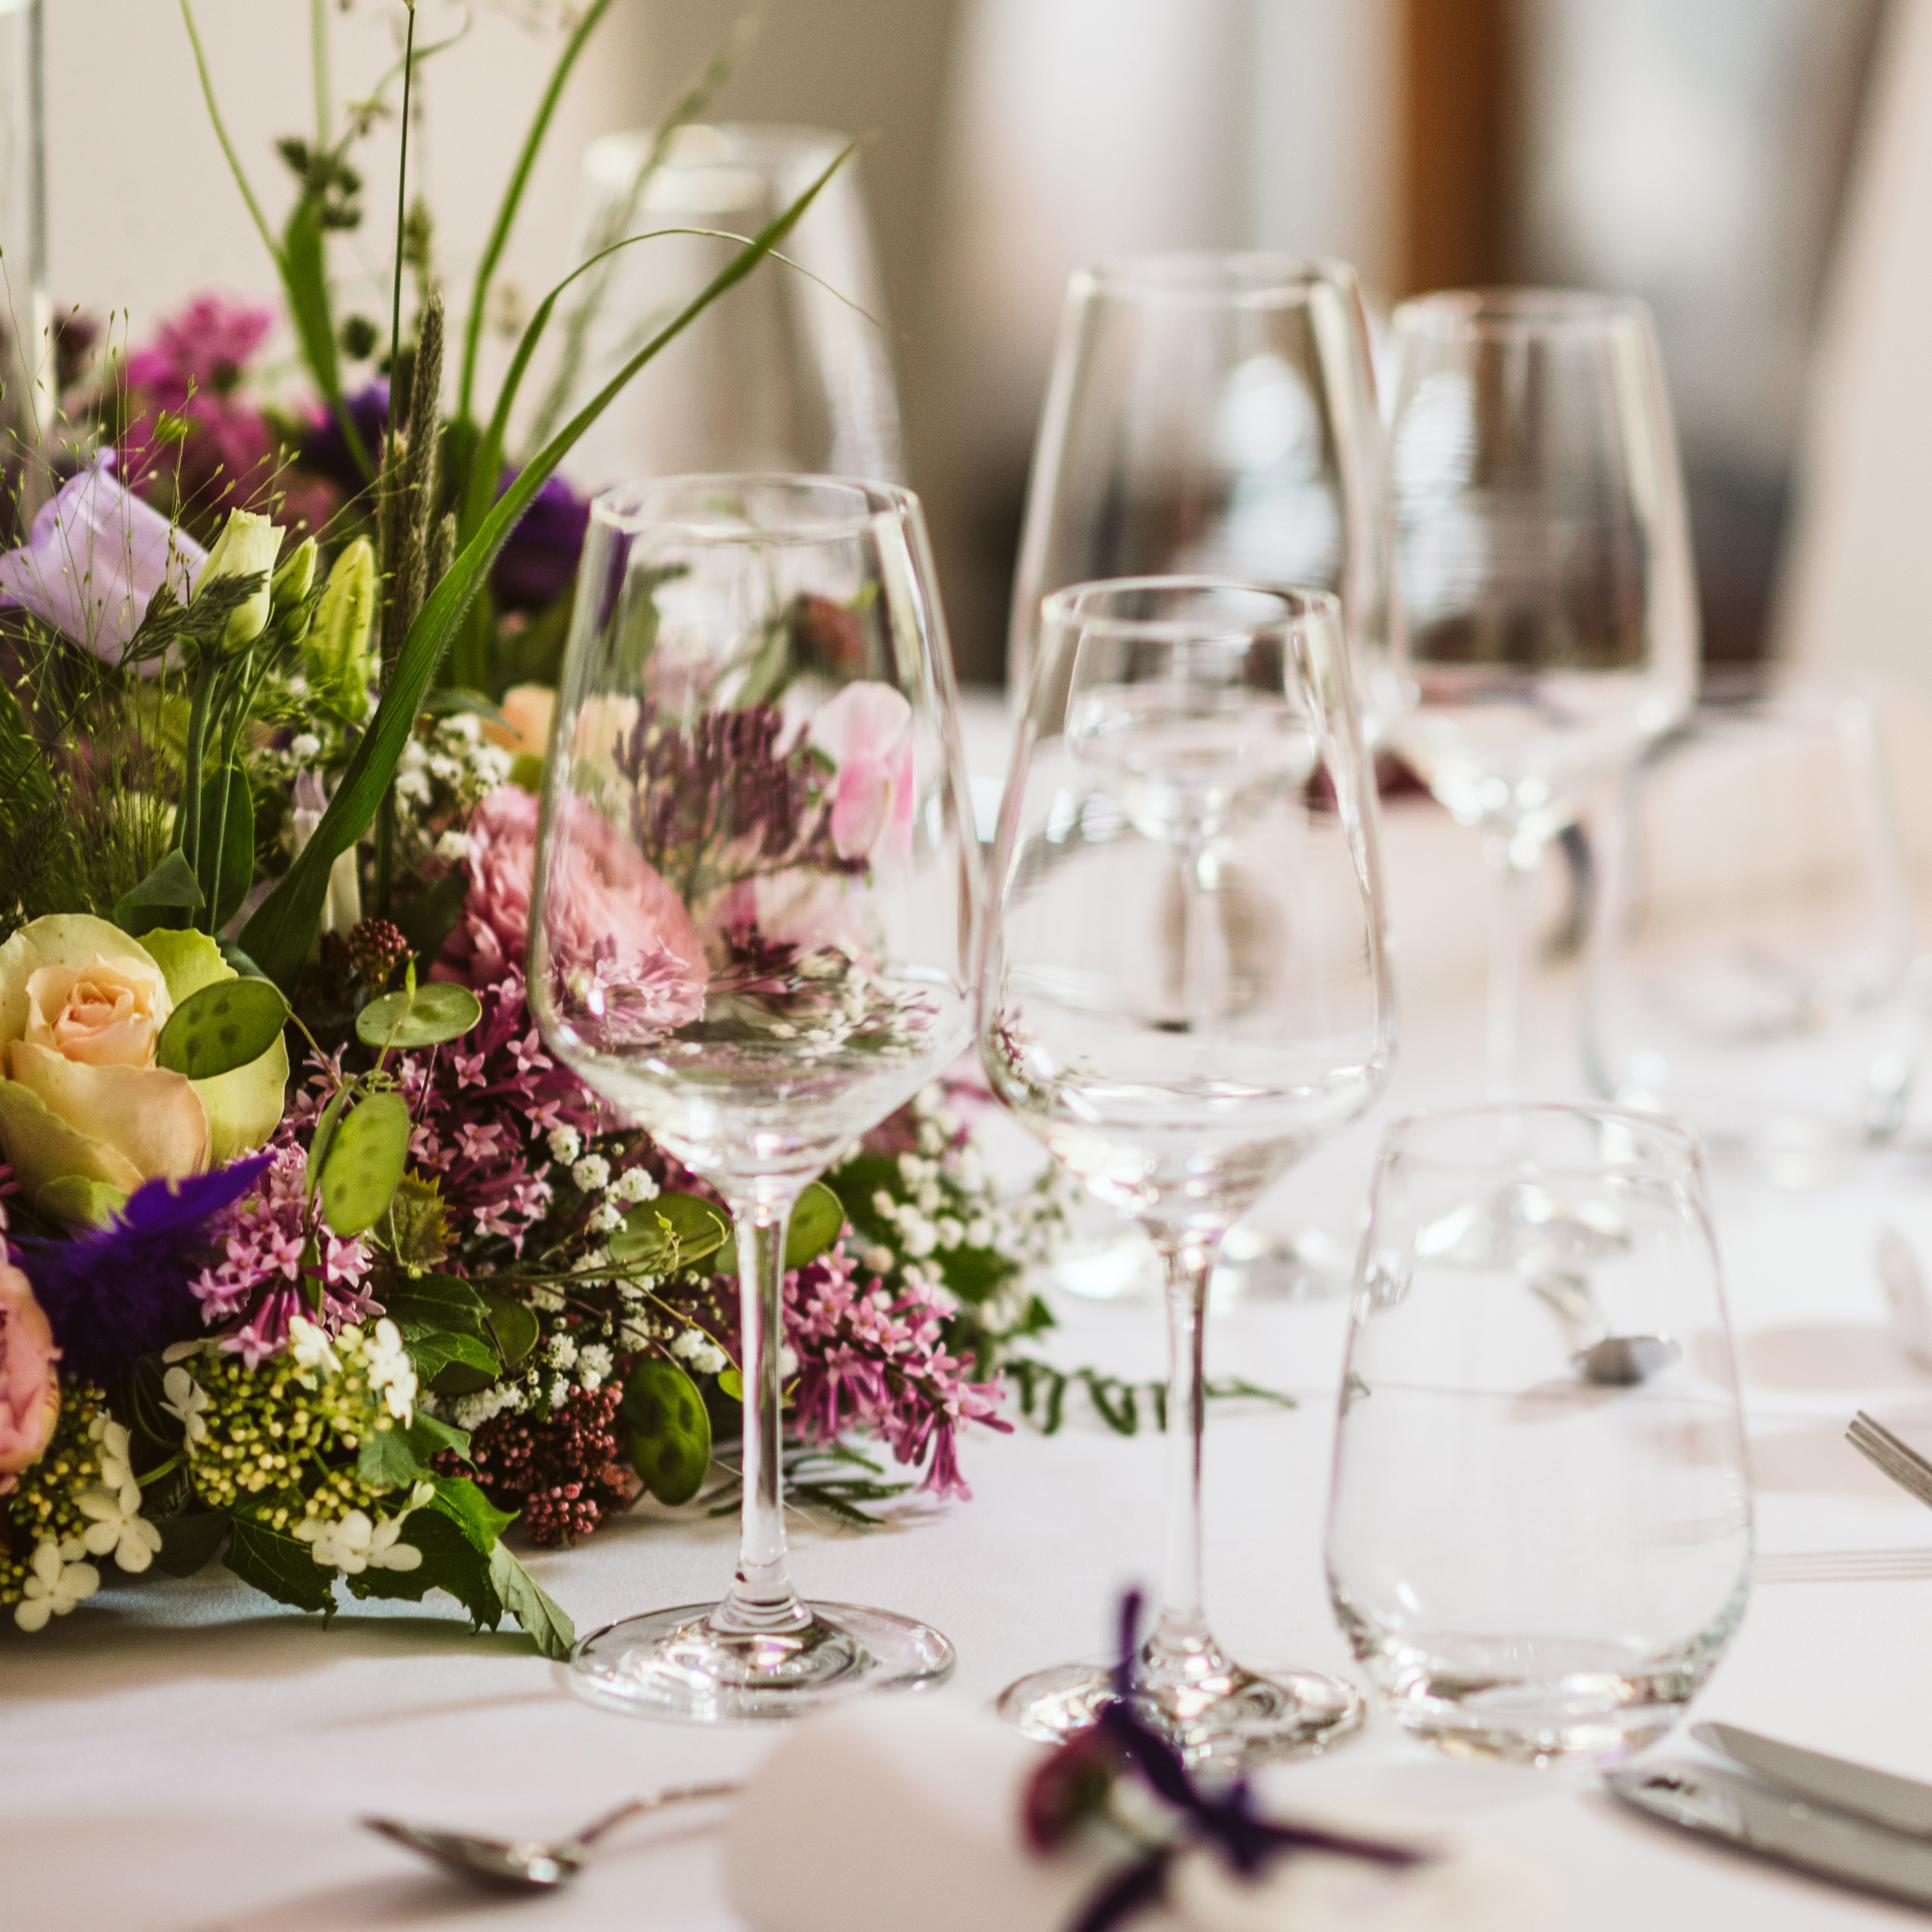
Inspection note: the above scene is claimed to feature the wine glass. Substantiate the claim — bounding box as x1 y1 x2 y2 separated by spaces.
563 124 900 484
1009 253 1389 1300
1584 673 1918 1185
529 475 977 1720
979 577 1397 1770
1326 1103 1751 1762
1386 289 1698 1097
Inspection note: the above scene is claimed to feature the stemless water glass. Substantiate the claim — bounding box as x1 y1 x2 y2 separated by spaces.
1326 1104 1752 1762
1386 290 1698 1096
564 124 900 484
1585 676 1918 1184
1011 253 1390 723
980 578 1397 1769
529 475 977 1720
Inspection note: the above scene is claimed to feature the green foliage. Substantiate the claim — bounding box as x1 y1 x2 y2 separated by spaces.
226 1515 339 1615
356 979 483 1051
785 1181 844 1271
700 1441 912 1534
194 760 255 928
319 1090 412 1235
155 975 290 1080
113 849 203 936
621 1357 712 1505
608 1191 731 1273
152 1509 230 1579
383 1170 449 1268
1001 1361 1297 1437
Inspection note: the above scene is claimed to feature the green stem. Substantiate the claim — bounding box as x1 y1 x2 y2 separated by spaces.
386 4 417 466
179 0 279 264
457 0 616 427
200 652 252 932
310 0 330 151
175 657 217 875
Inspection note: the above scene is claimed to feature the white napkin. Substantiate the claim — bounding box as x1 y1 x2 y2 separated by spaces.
723 1698 1558 1932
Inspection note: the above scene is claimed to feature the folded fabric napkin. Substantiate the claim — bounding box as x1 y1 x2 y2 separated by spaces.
723 1698 1559 1932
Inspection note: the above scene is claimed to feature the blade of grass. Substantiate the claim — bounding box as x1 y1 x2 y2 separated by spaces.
456 0 616 427
180 0 278 262
239 146 854 988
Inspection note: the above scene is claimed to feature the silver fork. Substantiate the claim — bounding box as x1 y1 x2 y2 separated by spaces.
1847 1410 1932 1506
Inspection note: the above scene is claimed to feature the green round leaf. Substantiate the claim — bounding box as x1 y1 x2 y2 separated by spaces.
320 1090 413 1235
478 1290 540 1368
622 1357 713 1505
785 1181 846 1271
357 981 484 1050
609 1191 731 1271
155 975 291 1081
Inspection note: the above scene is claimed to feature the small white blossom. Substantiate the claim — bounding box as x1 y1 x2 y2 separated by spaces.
287 1315 340 1378
612 1166 659 1205
434 828 471 863
577 1342 615 1391
14 1539 99 1631
778 1344 799 1379
670 1328 729 1376
864 1245 895 1276
529 1286 564 1314
587 1201 623 1235
76 1486 163 1574
548 1332 579 1371
571 1154 611 1193
89 1418 139 1514
160 1366 211 1444
933 1217 964 1250
289 732 322 761
363 1319 418 1421
546 1125 582 1164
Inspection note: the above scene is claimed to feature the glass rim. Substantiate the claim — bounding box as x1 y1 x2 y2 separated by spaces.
1073 249 1359 308
1377 1100 1703 1175
1391 286 1654 341
585 472 920 545
1040 575 1340 642
585 121 849 187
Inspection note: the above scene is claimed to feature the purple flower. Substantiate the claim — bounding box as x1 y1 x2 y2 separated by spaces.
9 1155 273 1386
0 463 206 661
299 381 388 496
493 471 589 613
127 292 276 402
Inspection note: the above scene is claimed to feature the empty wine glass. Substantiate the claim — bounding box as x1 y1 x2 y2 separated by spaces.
980 577 1397 1770
529 475 977 1720
1326 1103 1752 1762
1584 674 1918 1184
1386 289 1697 1097
562 124 900 484
1010 253 1389 1300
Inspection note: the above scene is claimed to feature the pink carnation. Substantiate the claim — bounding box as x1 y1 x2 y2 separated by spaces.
0 1244 60 1496
811 681 915 862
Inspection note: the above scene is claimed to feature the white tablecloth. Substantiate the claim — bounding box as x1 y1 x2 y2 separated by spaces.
10 769 1932 1930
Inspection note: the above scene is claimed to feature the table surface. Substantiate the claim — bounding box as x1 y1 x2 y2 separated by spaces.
11 759 1932 1930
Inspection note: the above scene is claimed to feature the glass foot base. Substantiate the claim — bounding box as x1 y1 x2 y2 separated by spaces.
996 1657 1366 1773
568 1600 954 1722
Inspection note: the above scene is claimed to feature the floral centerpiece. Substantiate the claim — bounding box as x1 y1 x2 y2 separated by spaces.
0 2 1064 1648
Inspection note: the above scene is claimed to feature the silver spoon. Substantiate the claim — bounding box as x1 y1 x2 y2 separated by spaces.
1531 1272 1681 1387
363 1779 741 1892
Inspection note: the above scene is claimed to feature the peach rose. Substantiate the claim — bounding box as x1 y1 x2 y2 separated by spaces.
0 1251 59 1496
483 683 558 765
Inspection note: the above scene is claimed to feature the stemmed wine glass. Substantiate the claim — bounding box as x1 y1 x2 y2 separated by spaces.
1010 253 1390 1299
529 475 977 1720
1385 289 1697 1097
979 577 1397 1769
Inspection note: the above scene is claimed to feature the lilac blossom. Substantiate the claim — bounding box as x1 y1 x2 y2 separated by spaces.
775 1241 1009 1499
0 463 205 661
190 1140 375 1367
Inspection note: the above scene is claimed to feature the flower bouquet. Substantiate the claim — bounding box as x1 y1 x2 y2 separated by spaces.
0 2 1062 1648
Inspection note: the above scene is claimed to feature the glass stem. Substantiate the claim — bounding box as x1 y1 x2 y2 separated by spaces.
1484 825 1542 1101
710 1188 811 1638
1148 1231 1223 1676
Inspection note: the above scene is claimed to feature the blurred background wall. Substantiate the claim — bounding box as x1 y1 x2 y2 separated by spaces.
46 0 1897 685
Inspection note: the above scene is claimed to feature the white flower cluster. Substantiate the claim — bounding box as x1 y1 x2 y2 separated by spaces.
295 1479 433 1575
388 711 514 867
11 1417 163 1631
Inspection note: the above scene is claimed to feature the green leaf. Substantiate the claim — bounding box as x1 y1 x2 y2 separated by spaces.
428 1475 517 1553
113 849 203 936
785 1181 846 1271
34 1175 126 1227
152 1509 231 1579
239 149 852 989
282 193 344 434
195 759 255 928
319 1090 413 1235
304 1082 354 1199
356 980 483 1051
387 868 472 980
225 1517 337 1615
346 1503 501 1629
716 1367 743 1401
478 1289 539 1368
405 1411 474 1469
489 1542 576 1660
357 1421 426 1490
607 1191 730 1273
383 1171 449 1267
154 975 290 1080
423 1331 504 1394
621 1356 712 1505
378 1271 489 1338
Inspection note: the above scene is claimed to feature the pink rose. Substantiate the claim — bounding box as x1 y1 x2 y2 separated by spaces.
435 785 540 990
0 1250 59 1497
810 682 915 862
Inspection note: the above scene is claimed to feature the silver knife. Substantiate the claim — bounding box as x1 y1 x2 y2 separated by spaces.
1694 1721 1932 1838
1606 1760 1932 1909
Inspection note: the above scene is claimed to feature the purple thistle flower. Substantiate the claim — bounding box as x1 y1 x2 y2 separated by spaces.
10 1155 273 1385
493 469 589 613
